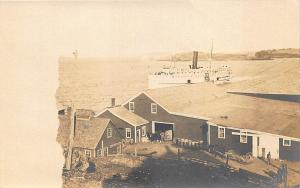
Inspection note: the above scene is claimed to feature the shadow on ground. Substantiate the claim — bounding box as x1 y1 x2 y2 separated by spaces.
102 144 269 188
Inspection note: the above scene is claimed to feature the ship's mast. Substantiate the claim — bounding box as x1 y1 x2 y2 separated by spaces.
210 39 213 73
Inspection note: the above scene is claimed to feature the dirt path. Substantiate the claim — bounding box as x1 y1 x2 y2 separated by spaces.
103 143 263 187
63 143 299 187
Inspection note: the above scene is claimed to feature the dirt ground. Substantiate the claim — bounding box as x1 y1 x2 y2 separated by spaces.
214 153 300 186
63 142 300 187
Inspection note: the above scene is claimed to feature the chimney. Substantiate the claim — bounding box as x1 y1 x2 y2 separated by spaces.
111 98 116 107
192 51 198 69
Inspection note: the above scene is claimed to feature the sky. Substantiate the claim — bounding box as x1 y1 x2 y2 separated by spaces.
0 1 299 57
0 1 299 187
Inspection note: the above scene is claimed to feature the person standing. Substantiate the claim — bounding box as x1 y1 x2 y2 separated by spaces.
267 152 271 167
160 132 164 142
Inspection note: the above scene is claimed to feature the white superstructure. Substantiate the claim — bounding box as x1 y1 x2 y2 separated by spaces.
148 51 232 89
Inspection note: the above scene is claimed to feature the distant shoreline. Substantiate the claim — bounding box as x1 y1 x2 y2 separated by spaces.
155 48 300 61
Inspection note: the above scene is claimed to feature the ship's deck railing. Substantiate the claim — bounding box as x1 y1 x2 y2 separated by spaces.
151 69 231 76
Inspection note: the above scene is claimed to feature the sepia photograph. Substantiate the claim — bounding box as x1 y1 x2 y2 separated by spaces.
0 1 299 187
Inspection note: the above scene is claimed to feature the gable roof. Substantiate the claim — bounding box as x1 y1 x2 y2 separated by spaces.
73 118 111 149
123 81 300 139
96 106 149 127
209 105 300 139
76 109 95 119
144 82 227 117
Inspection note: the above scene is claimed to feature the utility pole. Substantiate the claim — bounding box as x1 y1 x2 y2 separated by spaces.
65 102 76 170
65 53 81 170
209 39 214 81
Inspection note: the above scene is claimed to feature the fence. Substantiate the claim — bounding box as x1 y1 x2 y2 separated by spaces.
174 138 207 150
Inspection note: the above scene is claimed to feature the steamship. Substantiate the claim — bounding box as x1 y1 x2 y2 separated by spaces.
148 51 232 89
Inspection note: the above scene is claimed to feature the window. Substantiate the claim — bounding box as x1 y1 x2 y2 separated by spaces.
126 128 131 138
142 126 146 136
85 150 91 158
240 132 247 143
218 127 225 139
107 128 112 138
129 102 134 112
151 103 157 114
283 139 291 146
97 149 103 157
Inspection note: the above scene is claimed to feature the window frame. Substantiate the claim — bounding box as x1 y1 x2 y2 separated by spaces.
126 128 132 138
97 149 101 157
240 131 247 143
107 127 112 138
85 150 91 158
129 102 135 112
283 139 291 146
218 126 225 139
151 103 158 114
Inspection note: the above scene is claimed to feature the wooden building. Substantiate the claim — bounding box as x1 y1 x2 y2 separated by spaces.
95 106 149 143
57 109 123 158
122 92 207 142
73 117 122 158
208 103 300 161
120 82 300 161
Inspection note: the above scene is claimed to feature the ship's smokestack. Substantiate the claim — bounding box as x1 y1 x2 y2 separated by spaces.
111 98 116 107
192 51 198 69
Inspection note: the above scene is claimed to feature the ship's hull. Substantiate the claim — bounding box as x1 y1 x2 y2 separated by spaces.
148 72 231 89
148 75 206 89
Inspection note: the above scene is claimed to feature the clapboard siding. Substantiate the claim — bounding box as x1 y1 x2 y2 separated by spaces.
99 121 123 148
98 110 150 142
210 125 252 155
279 139 300 161
124 93 206 141
98 111 134 140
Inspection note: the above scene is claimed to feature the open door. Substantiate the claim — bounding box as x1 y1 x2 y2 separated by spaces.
262 148 266 159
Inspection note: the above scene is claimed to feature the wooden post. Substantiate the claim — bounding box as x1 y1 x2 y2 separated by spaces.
177 148 180 160
120 143 123 154
225 154 229 176
65 107 75 170
284 164 288 188
134 147 137 157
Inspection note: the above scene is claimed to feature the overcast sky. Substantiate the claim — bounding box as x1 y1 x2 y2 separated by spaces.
0 0 299 57
0 1 299 187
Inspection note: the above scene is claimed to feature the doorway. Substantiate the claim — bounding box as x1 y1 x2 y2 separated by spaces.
262 148 266 159
152 121 174 141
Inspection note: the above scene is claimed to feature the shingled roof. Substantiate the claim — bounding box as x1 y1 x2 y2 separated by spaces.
96 106 149 126
73 118 111 149
209 105 300 139
133 81 300 139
